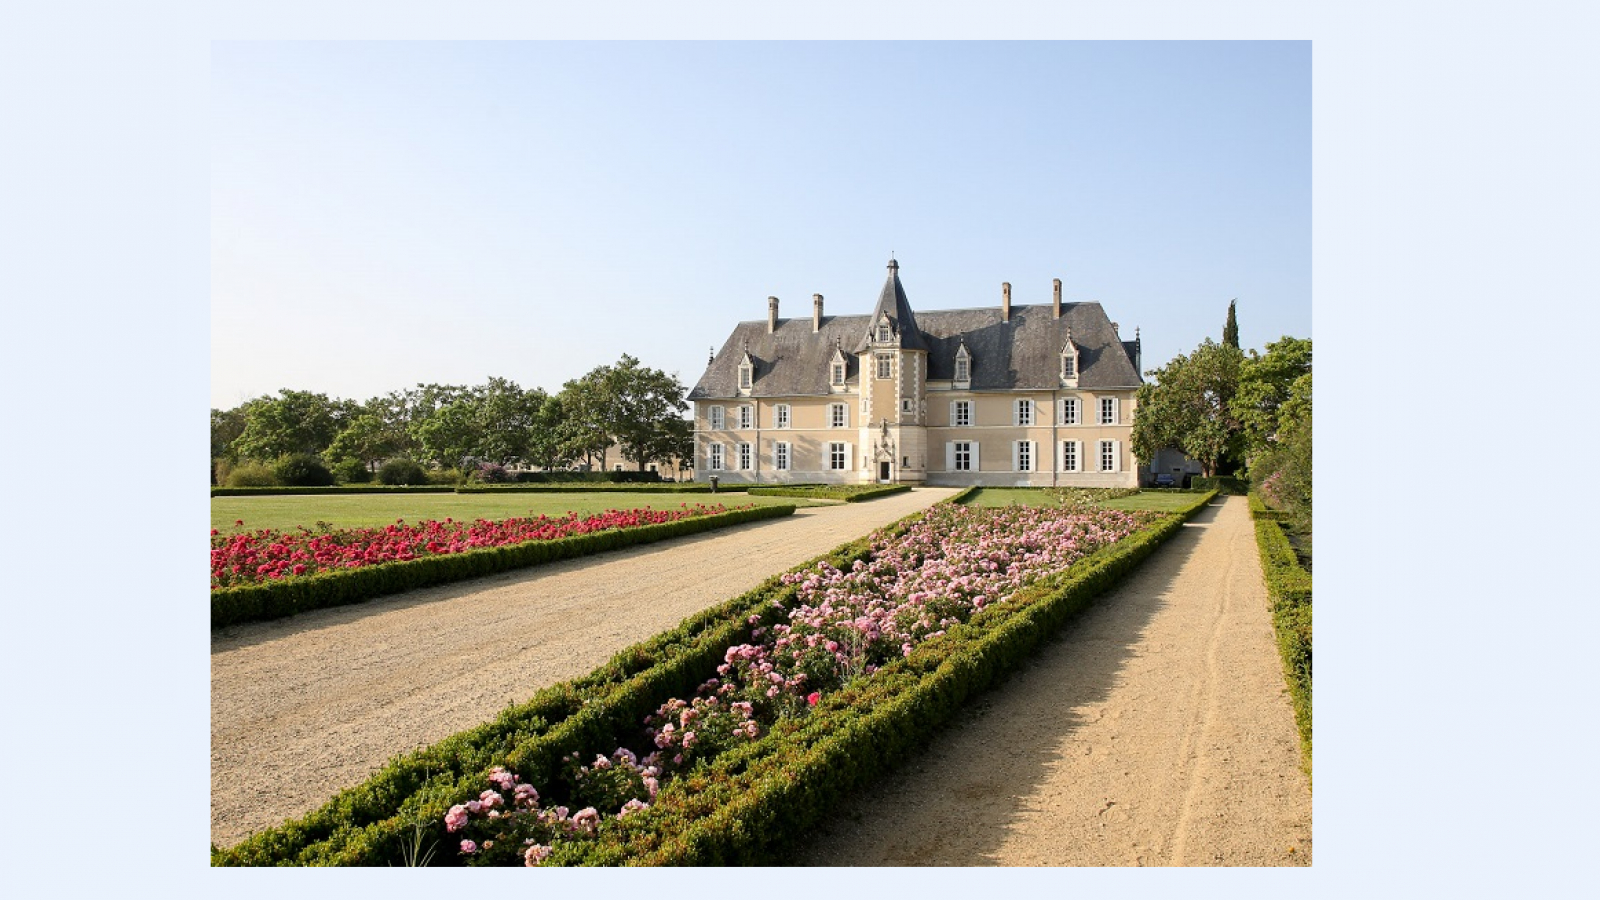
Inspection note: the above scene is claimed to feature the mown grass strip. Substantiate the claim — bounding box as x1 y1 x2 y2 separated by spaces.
211 505 794 629
746 484 911 502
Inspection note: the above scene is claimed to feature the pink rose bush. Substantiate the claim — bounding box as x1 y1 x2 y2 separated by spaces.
443 503 1149 865
210 505 739 588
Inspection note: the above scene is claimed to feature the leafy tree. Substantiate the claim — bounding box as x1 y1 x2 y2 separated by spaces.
526 393 577 471
412 398 484 469
1131 339 1245 477
557 368 617 470
232 390 354 461
1251 371 1312 532
601 355 691 472
476 378 547 465
323 410 404 471
211 405 251 463
1223 300 1240 349
1231 336 1312 467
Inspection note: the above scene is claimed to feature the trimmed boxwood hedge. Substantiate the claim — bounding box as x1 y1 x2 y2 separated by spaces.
560 489 1219 866
210 485 456 497
211 504 794 629
454 483 745 494
1251 492 1312 773
212 519 908 866
1191 475 1248 494
214 488 1216 866
746 484 911 502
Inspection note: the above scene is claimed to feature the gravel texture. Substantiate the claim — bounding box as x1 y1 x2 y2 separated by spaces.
210 488 961 848
794 495 1312 866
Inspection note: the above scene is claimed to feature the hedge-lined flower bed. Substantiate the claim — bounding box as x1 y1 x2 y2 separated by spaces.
211 504 794 629
454 483 747 494
212 490 1216 866
1251 492 1312 773
746 484 911 502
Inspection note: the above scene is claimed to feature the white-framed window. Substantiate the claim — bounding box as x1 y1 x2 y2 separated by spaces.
774 404 790 429
1061 440 1080 473
1015 399 1034 426
901 398 914 416
831 362 845 385
877 323 891 342
708 443 725 471
738 442 752 470
952 400 973 427
1100 397 1120 425
876 353 893 379
950 441 975 472
828 442 849 471
954 357 970 382
1061 397 1079 425
738 364 752 390
1015 440 1035 472
738 405 753 429
709 406 725 430
829 402 848 428
774 442 790 471
1099 439 1119 472
1061 355 1076 379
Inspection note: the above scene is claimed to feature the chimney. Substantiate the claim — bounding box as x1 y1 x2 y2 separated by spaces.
1052 278 1062 318
813 294 824 332
1135 326 1142 371
768 296 779 333
1001 282 1012 322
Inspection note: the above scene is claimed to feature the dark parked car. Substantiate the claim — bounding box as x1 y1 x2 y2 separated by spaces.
1152 473 1177 487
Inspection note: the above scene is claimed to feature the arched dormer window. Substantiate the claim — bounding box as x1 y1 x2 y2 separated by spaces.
953 340 972 386
1059 329 1080 388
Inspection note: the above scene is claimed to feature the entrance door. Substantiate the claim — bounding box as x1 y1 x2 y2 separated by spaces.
878 461 892 483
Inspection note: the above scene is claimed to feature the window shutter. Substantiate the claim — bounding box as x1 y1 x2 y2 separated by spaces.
1111 439 1122 473
1028 440 1037 472
845 442 854 471
972 441 980 472
949 401 957 427
945 442 955 472
1111 397 1120 424
1012 441 1019 471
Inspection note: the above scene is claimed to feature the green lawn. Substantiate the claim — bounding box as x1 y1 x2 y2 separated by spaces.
962 487 1210 513
211 491 822 533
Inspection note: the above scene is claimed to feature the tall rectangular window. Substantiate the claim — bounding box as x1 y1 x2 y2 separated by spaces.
1061 355 1076 378
877 354 893 379
775 404 790 428
775 442 790 471
1015 399 1033 426
1100 397 1118 425
738 442 752 470
1100 439 1116 472
709 406 725 430
708 443 724 471
830 403 847 428
738 405 752 429
738 366 752 389
1017 441 1033 472
828 442 848 470
831 362 845 385
1061 398 1079 425
954 400 972 427
954 442 973 471
955 358 970 382
1062 440 1078 472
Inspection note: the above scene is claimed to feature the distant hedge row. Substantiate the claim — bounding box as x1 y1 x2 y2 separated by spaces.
211 485 456 497
454 483 746 494
211 504 794 629
213 489 1215 866
1251 492 1312 772
746 484 911 502
1191 475 1249 494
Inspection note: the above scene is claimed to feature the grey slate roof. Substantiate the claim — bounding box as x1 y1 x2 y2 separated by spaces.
690 286 1143 400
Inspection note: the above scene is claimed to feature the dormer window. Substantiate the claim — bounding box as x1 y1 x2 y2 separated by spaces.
829 344 848 387
737 349 754 391
831 362 845 385
1059 329 1080 387
953 341 972 384
877 322 891 343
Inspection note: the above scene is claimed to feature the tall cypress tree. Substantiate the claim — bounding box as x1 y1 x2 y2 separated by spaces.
1223 299 1240 349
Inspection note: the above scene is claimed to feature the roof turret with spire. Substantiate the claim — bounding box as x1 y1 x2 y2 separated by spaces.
852 256 930 354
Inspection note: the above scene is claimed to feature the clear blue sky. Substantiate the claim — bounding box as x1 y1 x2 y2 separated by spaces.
211 41 1308 409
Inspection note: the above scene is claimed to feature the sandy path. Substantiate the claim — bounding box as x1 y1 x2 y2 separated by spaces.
795 495 1312 866
210 488 959 848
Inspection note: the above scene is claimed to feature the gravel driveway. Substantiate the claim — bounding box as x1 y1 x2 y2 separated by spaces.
794 495 1313 866
210 488 960 848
